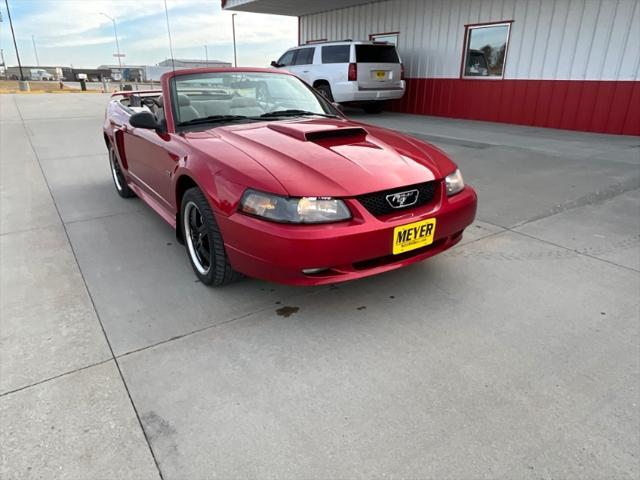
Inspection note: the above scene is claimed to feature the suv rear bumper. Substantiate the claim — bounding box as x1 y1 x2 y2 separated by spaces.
332 80 406 103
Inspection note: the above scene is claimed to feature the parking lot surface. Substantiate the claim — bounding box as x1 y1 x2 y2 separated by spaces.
1 94 638 479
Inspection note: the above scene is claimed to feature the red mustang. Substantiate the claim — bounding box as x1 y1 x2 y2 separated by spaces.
103 68 477 286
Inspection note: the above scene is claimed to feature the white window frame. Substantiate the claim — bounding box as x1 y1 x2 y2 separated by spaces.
461 22 512 80
369 32 400 47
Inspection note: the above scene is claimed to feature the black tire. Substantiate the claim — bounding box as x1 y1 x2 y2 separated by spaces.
181 187 241 286
109 144 135 198
315 83 334 102
363 102 385 114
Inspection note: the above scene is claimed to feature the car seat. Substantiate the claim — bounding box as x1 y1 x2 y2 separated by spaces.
229 97 264 117
176 94 201 122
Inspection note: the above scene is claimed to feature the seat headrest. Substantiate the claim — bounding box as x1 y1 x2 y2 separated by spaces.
177 94 191 107
231 96 258 108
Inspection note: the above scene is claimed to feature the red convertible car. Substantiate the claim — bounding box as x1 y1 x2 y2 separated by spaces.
103 68 477 286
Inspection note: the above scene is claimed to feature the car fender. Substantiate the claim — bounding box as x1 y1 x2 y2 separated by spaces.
172 163 246 218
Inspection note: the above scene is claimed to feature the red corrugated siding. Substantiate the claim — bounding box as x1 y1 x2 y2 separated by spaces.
391 79 640 136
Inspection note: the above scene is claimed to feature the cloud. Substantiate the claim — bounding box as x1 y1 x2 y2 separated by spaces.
7 0 170 37
0 0 297 67
134 11 296 50
47 35 119 48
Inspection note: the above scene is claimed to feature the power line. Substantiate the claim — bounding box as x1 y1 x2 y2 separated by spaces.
32 34 39 66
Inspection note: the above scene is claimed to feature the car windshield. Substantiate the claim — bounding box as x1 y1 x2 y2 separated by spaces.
171 71 336 127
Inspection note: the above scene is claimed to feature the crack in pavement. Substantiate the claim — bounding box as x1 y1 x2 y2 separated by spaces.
514 177 640 228
0 359 112 398
115 285 331 360
10 95 167 480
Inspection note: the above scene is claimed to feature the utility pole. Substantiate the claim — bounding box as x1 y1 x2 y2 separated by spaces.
163 0 175 71
31 34 39 66
4 0 28 89
99 12 123 87
231 13 237 67
0 11 3 78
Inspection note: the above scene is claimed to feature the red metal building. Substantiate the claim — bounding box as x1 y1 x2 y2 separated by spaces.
223 0 639 135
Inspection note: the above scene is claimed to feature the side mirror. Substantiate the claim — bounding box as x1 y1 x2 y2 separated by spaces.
270 60 281 68
332 102 344 113
129 111 160 130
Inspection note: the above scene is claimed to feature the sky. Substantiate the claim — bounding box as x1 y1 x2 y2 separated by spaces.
0 0 298 68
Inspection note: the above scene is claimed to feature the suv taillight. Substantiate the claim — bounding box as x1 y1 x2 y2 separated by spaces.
348 63 357 81
400 63 405 80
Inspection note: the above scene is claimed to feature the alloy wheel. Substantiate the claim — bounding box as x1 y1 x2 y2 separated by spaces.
110 148 125 192
183 201 212 275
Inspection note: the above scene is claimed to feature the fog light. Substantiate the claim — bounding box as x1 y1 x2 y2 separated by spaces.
302 267 328 275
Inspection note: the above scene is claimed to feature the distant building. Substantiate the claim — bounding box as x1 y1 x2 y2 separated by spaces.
97 65 147 82
96 59 232 82
158 58 232 69
5 65 64 81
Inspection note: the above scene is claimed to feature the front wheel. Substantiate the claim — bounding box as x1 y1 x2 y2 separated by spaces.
109 144 135 198
181 187 241 286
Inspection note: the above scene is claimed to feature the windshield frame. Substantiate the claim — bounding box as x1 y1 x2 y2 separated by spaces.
168 70 342 132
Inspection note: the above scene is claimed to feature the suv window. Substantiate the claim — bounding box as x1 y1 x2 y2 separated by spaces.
322 45 350 63
278 50 295 67
293 48 315 66
355 45 399 63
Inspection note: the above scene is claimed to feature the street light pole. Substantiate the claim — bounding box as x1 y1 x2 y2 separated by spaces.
31 34 39 66
4 0 27 88
100 12 122 86
204 45 208 63
231 13 237 67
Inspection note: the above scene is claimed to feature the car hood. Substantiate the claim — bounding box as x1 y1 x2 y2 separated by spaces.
185 118 456 197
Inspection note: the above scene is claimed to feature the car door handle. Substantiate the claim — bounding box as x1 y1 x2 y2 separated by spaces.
302 70 309 73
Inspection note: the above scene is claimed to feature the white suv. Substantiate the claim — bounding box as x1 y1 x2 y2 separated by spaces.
271 40 405 113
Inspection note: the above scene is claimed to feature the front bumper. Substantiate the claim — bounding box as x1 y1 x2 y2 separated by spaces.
217 184 477 285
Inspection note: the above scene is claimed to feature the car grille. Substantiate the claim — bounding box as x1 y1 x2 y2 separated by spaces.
356 181 438 217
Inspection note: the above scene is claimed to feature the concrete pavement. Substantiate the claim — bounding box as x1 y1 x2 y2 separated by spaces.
1 94 638 479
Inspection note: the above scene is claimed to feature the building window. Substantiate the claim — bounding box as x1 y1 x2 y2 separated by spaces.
462 22 511 78
369 32 399 46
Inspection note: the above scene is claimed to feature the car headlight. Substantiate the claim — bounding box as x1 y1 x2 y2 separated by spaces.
445 168 465 196
239 189 351 223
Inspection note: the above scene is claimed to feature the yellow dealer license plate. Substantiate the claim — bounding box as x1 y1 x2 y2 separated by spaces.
375 70 386 79
392 218 436 254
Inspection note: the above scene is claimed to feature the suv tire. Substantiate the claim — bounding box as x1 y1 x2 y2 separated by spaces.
315 83 334 102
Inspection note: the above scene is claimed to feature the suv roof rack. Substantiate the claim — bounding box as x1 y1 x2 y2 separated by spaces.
305 39 354 45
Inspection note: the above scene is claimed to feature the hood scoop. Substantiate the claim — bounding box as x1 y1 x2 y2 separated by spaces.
267 122 367 142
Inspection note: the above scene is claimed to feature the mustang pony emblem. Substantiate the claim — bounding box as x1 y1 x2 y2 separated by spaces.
386 189 419 208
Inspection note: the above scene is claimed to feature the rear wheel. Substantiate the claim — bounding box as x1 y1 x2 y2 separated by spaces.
315 83 334 102
362 102 385 114
181 187 241 286
109 144 135 198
